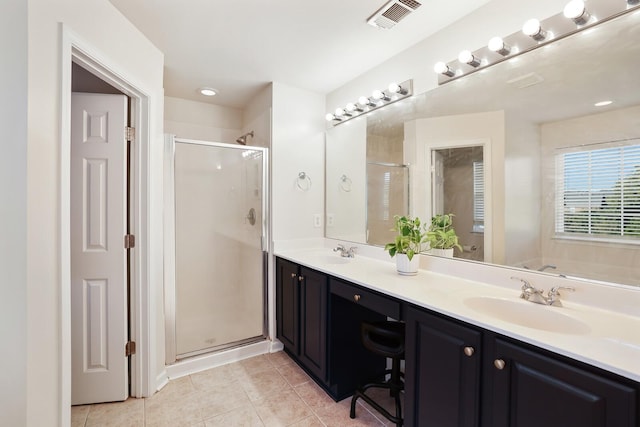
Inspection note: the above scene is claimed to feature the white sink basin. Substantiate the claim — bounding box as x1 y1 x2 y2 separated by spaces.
463 296 591 335
314 255 351 265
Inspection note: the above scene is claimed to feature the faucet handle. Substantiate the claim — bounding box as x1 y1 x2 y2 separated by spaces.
547 286 575 307
511 276 534 291
333 244 345 252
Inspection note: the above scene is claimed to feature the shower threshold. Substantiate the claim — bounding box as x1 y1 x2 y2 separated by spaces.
175 335 267 362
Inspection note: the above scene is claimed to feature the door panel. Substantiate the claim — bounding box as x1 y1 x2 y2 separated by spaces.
71 93 128 405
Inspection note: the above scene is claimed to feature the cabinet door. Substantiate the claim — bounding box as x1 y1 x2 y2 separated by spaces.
276 258 299 354
404 306 482 427
487 338 638 427
298 266 328 382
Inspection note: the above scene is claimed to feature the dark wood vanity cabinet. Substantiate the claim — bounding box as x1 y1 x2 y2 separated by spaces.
276 257 328 382
404 305 482 427
405 304 638 427
483 336 638 427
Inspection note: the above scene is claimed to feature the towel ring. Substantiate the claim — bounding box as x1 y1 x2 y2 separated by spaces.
297 172 312 191
340 174 352 192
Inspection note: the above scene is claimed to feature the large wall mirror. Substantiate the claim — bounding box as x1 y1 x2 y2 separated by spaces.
325 8 640 288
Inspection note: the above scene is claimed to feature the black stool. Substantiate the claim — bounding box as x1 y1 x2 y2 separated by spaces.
350 320 405 427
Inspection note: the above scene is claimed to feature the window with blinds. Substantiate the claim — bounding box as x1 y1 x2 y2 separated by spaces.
473 161 484 232
555 141 640 242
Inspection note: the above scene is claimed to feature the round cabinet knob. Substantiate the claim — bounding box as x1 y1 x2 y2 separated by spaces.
298 276 304 282
353 294 361 302
290 273 297 278
494 359 506 370
463 347 475 357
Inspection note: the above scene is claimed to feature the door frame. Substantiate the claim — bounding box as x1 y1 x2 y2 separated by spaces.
425 139 493 263
60 24 151 423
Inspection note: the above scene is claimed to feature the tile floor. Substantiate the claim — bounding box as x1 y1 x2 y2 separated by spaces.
71 351 402 426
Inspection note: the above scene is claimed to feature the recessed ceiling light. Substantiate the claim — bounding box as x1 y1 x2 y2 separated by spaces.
594 100 613 107
199 87 218 96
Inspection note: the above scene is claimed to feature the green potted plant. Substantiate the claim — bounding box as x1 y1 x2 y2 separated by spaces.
384 215 427 275
426 213 463 257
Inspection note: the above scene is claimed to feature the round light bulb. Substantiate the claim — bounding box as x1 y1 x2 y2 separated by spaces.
488 37 504 52
388 82 400 93
458 50 473 64
433 61 448 74
522 18 541 36
564 0 585 19
372 89 384 100
335 108 346 117
358 96 371 106
346 103 357 112
564 0 590 24
325 113 335 121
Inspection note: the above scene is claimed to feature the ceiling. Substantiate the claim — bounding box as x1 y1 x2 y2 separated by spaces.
108 0 492 109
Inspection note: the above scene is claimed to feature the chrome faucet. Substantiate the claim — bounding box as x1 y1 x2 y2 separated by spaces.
333 244 357 258
511 277 575 307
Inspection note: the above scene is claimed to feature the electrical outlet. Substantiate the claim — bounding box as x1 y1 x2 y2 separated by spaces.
313 214 322 228
327 214 334 227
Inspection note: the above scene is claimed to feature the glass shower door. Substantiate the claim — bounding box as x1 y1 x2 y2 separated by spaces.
172 139 266 359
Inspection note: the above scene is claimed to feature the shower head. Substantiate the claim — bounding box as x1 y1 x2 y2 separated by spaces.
236 130 254 145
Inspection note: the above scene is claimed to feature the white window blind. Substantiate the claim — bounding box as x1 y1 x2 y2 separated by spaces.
555 141 640 240
473 161 484 231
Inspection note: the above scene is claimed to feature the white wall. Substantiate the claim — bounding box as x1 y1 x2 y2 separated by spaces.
0 1 27 426
164 96 242 143
243 84 273 149
26 0 164 425
271 82 326 241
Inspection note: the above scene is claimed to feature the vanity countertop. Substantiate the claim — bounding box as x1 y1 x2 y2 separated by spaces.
275 246 640 382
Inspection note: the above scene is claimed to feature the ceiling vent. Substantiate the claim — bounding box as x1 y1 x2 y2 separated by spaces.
367 0 422 29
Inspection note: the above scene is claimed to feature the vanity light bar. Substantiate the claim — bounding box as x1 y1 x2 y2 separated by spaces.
326 79 413 126
434 0 640 84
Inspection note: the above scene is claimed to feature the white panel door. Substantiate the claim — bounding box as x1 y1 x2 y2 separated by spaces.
71 93 128 405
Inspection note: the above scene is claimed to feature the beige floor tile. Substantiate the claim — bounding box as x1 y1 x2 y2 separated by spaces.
85 398 144 427
231 354 275 378
276 362 312 387
240 369 291 402
286 415 325 427
266 351 294 368
190 364 237 391
315 399 384 427
197 381 252 420
252 389 314 427
148 375 198 405
71 405 90 427
204 406 265 427
145 392 202 426
294 381 336 411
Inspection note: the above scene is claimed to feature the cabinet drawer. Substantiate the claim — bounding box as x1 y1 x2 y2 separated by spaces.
330 278 401 319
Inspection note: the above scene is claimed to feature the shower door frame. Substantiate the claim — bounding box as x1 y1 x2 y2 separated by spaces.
163 135 270 364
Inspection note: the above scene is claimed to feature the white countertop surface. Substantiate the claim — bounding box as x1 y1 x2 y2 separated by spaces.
275 245 640 382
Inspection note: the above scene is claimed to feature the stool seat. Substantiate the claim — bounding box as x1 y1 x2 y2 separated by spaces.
350 320 405 427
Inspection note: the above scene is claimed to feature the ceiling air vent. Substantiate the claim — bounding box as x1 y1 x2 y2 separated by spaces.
367 0 422 29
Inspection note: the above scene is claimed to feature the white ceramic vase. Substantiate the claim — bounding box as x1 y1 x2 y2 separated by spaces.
396 253 420 276
429 248 454 258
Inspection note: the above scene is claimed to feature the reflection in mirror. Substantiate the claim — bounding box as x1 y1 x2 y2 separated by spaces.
325 8 640 288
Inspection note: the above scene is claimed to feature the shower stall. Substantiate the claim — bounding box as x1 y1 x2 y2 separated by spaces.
164 136 268 363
